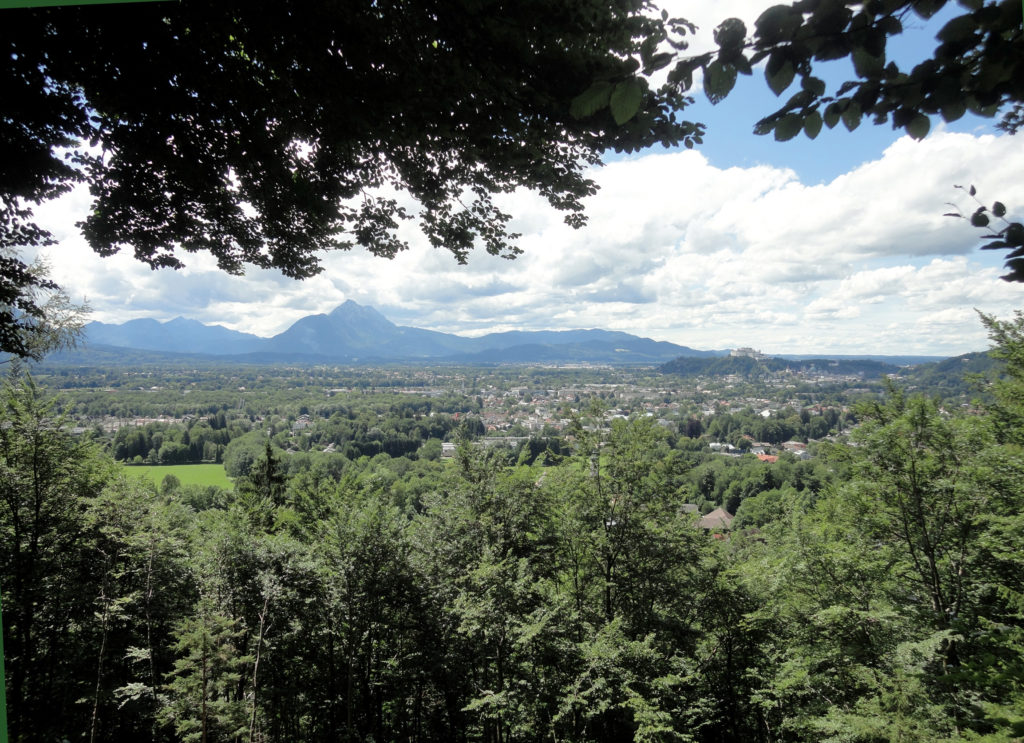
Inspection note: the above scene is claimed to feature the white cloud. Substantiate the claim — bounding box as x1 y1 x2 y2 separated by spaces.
24 130 1024 356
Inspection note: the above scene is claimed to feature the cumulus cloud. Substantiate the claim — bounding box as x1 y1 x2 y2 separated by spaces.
25 128 1024 356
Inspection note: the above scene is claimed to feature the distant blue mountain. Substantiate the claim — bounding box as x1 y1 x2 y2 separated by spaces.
82 300 720 363
264 302 470 358
85 317 264 355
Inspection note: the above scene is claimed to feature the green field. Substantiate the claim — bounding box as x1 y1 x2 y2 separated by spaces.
125 463 233 489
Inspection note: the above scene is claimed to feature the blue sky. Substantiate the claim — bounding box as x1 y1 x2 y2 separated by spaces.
681 2 994 182
30 0 1024 356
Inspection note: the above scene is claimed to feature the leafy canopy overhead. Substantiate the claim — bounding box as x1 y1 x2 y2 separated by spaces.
0 0 710 357
3 0 702 276
678 0 1023 142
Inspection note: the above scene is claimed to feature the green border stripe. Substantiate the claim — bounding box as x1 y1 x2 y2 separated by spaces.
1 0 171 8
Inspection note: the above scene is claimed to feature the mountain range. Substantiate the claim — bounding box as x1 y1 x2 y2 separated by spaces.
76 301 955 366
81 301 724 364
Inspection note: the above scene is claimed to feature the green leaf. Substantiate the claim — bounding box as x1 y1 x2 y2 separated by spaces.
906 113 930 140
774 113 803 141
912 0 945 19
940 99 967 122
879 16 903 35
863 27 887 59
972 211 990 228
803 111 823 139
609 79 644 125
668 59 698 92
569 81 613 119
801 76 826 96
967 97 1000 117
640 35 658 66
766 53 795 96
714 18 747 49
937 14 977 43
784 90 814 110
1002 257 1024 281
647 52 673 72
841 100 862 131
755 5 800 44
704 61 737 104
817 38 852 61
823 102 841 129
852 48 884 77
993 202 1007 218
1005 222 1024 246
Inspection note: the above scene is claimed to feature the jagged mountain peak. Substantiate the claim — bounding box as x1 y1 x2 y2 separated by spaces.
163 316 203 327
330 299 384 316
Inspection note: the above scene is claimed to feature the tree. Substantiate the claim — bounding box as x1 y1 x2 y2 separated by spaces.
0 252 88 362
222 432 269 479
418 437 444 462
339 502 430 741
740 358 1024 740
161 601 253 743
0 374 113 739
81 476 195 743
160 473 182 495
683 0 1023 141
966 311 1024 732
849 391 988 636
1 0 703 356
980 309 1024 443
235 441 287 512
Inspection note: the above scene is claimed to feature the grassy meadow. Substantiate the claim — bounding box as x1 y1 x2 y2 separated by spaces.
125 463 233 489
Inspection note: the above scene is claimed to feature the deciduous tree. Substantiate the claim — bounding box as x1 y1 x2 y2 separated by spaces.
0 0 704 356
683 1 1023 142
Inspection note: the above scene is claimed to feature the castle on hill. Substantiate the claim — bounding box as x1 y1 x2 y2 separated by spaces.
730 347 769 360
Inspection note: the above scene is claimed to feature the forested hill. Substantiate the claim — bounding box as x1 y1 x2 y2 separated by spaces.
659 354 900 378
892 351 1001 396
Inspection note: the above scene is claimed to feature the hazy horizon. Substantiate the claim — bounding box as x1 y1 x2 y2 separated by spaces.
85 300 964 360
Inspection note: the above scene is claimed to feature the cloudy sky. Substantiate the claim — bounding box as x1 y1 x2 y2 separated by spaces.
28 0 1024 356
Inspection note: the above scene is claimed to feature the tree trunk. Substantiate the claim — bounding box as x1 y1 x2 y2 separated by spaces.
89 558 112 743
249 592 271 743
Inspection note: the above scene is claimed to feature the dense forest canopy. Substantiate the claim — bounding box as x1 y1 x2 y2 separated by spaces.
1 314 1023 741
